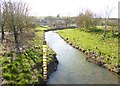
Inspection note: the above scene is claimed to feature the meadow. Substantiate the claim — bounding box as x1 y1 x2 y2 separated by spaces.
58 28 118 67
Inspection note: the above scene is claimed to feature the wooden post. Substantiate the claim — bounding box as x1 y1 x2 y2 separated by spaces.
42 40 47 84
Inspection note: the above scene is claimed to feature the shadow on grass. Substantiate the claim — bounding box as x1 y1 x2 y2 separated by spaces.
89 27 104 34
88 27 118 38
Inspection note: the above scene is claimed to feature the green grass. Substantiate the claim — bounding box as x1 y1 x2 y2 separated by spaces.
0 56 3 66
35 26 51 31
31 29 55 63
35 27 48 31
2 48 43 84
58 28 118 65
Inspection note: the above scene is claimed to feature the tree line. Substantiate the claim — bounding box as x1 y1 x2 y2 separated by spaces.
76 9 118 37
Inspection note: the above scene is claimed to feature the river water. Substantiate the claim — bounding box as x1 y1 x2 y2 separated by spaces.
45 31 119 84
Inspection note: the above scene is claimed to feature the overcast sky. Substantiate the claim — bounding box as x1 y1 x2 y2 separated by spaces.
4 0 120 18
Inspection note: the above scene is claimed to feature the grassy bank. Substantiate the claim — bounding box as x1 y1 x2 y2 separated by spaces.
58 28 118 72
0 27 56 84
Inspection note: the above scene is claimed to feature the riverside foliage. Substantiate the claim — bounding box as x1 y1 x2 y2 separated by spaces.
1 27 55 84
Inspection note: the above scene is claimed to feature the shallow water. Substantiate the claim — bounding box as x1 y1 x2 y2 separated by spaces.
45 31 118 84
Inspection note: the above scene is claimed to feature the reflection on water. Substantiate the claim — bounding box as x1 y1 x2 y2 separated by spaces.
45 31 118 84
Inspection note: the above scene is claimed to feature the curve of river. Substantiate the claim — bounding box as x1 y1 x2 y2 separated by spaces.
45 31 118 84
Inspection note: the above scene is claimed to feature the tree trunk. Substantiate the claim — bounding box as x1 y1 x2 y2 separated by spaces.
104 24 107 37
112 29 114 37
11 12 20 54
104 19 107 37
20 28 23 34
13 27 20 54
1 23 4 43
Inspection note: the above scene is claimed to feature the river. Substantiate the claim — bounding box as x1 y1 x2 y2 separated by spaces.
45 31 119 84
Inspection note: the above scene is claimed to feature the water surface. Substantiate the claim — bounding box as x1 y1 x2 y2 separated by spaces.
45 31 118 84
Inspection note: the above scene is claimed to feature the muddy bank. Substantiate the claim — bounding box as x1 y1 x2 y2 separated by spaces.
59 34 119 76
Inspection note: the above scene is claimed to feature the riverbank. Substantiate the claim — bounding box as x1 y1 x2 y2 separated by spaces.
34 29 59 84
0 27 58 85
45 31 119 84
58 29 119 76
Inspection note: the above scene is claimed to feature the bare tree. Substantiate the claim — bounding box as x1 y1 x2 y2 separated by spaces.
0 2 5 43
2 1 31 54
76 9 94 31
63 17 71 27
108 18 118 36
91 14 102 28
0 3 2 41
101 4 115 37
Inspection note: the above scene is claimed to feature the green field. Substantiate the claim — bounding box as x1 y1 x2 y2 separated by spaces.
58 28 118 65
35 27 48 31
